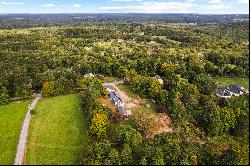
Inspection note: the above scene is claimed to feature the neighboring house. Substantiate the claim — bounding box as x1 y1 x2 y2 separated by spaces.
216 91 232 98
84 73 95 78
149 41 156 44
118 39 124 43
84 46 93 51
155 75 164 85
244 89 249 95
217 84 249 98
239 86 249 95
226 85 245 97
139 32 144 36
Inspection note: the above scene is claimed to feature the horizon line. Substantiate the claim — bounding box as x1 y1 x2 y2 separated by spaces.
0 13 249 15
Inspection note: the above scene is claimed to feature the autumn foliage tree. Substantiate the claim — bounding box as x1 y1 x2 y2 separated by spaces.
41 81 55 98
90 109 111 139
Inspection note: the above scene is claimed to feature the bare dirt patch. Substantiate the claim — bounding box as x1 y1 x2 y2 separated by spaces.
132 108 173 139
102 82 173 138
150 113 173 138
97 97 117 113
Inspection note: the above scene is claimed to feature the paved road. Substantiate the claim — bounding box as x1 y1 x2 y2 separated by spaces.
14 96 41 165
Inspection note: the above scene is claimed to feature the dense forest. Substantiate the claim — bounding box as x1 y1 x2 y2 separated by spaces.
0 14 249 165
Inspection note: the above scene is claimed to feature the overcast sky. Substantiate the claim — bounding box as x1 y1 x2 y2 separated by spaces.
0 0 249 14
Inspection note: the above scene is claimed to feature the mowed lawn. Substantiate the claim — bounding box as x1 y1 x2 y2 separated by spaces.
0 101 29 165
25 94 87 165
214 77 249 89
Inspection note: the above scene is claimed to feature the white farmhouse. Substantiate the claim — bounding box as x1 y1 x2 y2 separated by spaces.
155 75 164 85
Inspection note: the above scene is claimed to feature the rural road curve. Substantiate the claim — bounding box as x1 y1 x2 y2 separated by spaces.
14 95 41 165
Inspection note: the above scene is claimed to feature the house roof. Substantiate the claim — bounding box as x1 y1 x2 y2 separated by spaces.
111 96 119 101
218 91 231 97
107 88 125 108
110 92 116 97
111 95 123 104
227 85 244 94
217 90 232 98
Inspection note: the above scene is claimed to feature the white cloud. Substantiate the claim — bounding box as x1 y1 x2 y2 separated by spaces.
42 4 56 7
208 0 224 4
199 3 232 11
0 1 24 5
100 2 195 13
238 0 249 3
73 4 82 8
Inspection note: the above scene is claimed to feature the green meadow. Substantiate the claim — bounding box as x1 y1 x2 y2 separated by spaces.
25 94 87 165
0 101 29 165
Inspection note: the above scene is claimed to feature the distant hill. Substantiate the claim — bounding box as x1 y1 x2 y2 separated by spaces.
0 13 248 29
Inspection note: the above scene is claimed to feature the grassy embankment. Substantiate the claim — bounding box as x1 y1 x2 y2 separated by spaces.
25 94 87 165
0 101 29 164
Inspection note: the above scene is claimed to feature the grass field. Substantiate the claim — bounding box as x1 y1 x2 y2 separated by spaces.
214 77 249 89
0 101 29 165
25 94 87 165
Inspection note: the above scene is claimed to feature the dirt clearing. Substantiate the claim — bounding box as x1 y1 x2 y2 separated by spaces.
97 97 117 113
102 83 140 111
102 82 173 138
151 113 173 138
